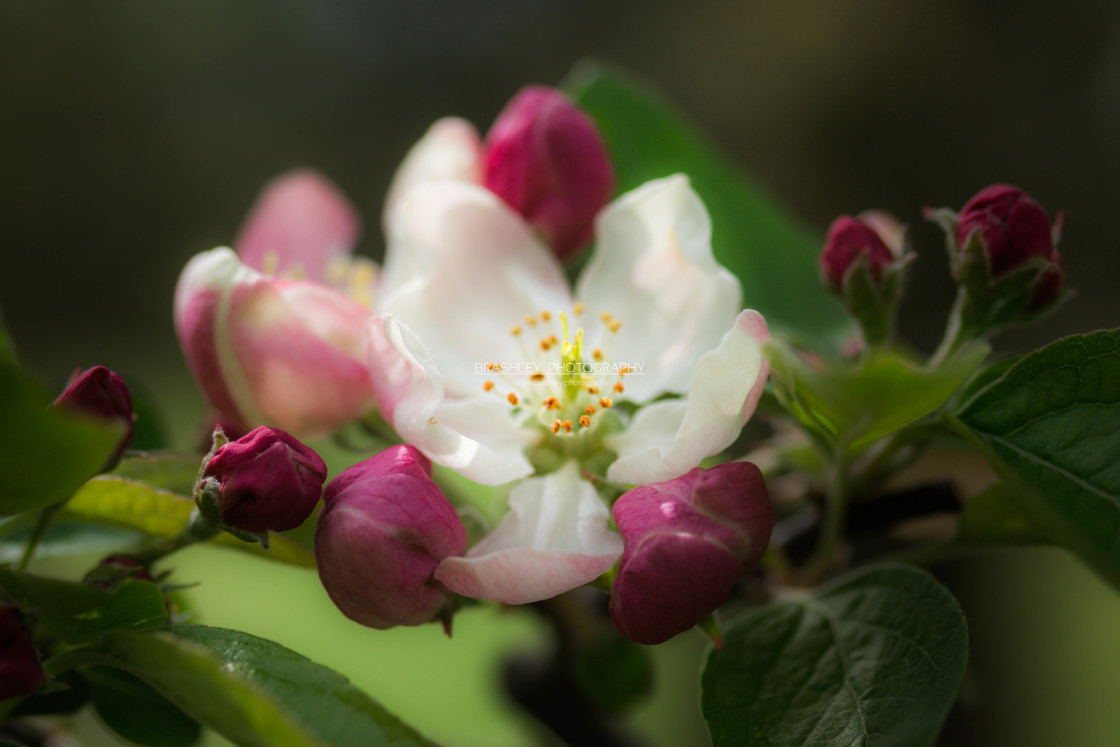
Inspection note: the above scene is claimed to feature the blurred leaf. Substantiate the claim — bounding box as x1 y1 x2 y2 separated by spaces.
53 625 437 747
109 452 202 496
765 339 988 453
0 303 16 366
0 363 124 518
129 381 172 452
955 329 1120 588
569 636 653 715
0 570 167 643
65 476 315 568
702 564 967 746
11 670 91 717
958 482 1047 545
85 666 201 747
0 520 146 564
566 62 849 343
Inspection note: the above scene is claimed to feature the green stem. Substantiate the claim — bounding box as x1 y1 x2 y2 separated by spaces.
804 450 851 581
17 501 64 571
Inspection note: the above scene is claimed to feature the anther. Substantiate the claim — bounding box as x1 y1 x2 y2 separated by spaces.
608 320 623 333
540 310 552 322
483 381 495 392
592 349 603 361
530 372 546 383
600 312 613 324
510 325 522 337
551 420 561 434
585 405 597 415
573 302 585 315
599 397 612 409
524 316 537 327
562 420 573 433
508 393 519 406
587 385 601 395
542 397 560 411
579 415 591 428
613 382 625 393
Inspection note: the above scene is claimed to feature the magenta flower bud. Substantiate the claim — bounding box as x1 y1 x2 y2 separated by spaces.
1 605 45 702
609 462 773 645
202 426 327 532
956 184 1057 279
819 216 896 294
483 85 614 260
315 445 468 629
51 366 134 468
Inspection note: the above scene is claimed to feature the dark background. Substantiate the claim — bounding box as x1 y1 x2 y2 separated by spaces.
3 2 1119 745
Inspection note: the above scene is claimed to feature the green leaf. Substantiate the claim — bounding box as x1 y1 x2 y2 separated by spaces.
0 364 124 518
765 339 988 453
0 570 167 643
65 476 315 568
0 519 146 564
955 329 1120 587
108 452 203 497
702 564 968 747
52 626 436 747
85 666 202 747
565 63 849 343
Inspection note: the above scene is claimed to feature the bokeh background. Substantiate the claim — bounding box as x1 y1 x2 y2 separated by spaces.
3 1 1120 745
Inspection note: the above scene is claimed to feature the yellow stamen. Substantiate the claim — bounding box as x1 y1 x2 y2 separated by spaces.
540 310 551 322
542 397 560 411
551 420 561 434
510 325 522 337
507 393 519 406
592 349 603 361
483 381 495 392
613 382 625 393
525 316 537 327
608 320 623 333
562 420 573 433
600 312 613 324
587 385 601 395
585 405 597 415
620 365 633 375
573 302 585 315
540 339 552 351
486 362 502 372
530 372 545 383
579 415 591 428
599 397 612 409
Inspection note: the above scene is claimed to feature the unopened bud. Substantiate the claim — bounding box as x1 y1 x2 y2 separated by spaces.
201 426 327 533
483 86 614 261
51 366 134 469
1 605 45 702
609 462 773 645
820 216 896 294
315 445 467 629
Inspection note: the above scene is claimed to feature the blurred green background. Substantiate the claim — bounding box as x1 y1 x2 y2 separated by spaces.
4 1 1120 745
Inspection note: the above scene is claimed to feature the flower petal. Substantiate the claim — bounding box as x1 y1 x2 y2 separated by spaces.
435 461 623 603
382 117 483 232
575 175 741 402
370 315 537 485
606 310 770 485
235 169 361 284
379 182 571 397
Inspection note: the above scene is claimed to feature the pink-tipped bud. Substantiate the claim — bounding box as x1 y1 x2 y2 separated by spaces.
1 605 45 702
51 366 134 468
956 184 1055 278
483 86 614 260
202 426 327 533
820 216 896 294
315 445 468 629
609 462 773 645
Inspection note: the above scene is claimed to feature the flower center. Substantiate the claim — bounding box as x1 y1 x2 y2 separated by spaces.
479 304 634 442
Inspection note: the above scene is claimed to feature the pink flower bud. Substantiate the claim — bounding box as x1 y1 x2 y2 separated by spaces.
315 445 467 629
0 605 45 702
202 426 327 532
819 216 896 294
956 184 1056 278
51 366 134 468
483 86 614 260
609 462 773 645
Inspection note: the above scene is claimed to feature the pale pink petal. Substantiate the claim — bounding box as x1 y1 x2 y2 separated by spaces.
575 175 741 403
369 315 537 486
235 169 361 284
379 182 571 397
382 117 483 232
434 462 623 603
606 310 770 485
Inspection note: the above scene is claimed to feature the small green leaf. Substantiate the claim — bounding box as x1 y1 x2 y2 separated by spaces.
52 626 436 747
765 339 988 453
108 452 203 498
65 476 315 568
566 63 849 343
956 329 1120 587
0 570 167 643
85 666 202 747
702 564 968 746
0 364 124 518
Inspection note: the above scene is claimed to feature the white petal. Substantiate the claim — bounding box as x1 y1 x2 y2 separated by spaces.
382 117 482 233
575 175 741 402
435 461 624 604
606 310 770 485
370 315 536 485
379 182 572 397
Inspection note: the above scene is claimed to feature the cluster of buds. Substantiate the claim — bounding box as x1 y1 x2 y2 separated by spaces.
195 426 328 543
50 365 134 470
314 446 773 644
819 212 913 347
928 184 1065 337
